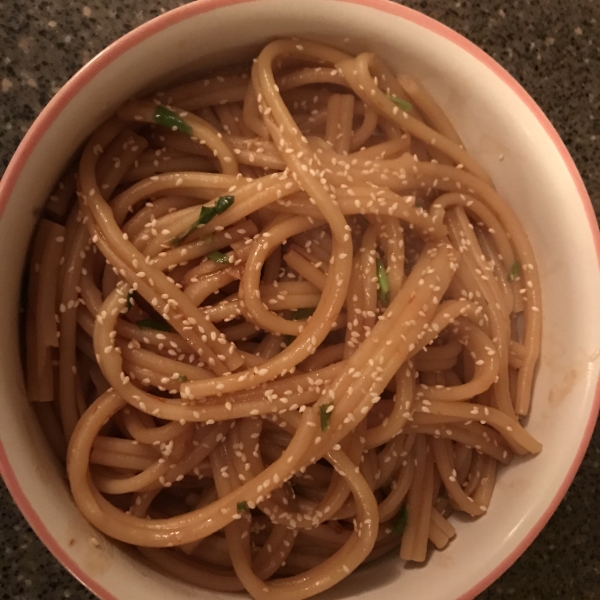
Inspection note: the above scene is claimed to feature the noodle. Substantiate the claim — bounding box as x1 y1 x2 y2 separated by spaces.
24 39 542 600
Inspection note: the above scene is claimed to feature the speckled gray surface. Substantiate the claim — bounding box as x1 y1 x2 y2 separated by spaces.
0 0 599 598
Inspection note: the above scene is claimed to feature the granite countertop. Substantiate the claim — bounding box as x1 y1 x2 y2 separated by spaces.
0 0 598 598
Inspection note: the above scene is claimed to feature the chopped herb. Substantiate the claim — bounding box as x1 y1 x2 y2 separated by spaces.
290 307 316 320
178 374 188 382
171 224 198 248
237 501 249 513
170 195 235 247
125 290 134 312
214 194 235 215
376 258 391 306
392 506 408 534
319 403 334 431
507 260 521 281
136 318 172 332
153 105 193 135
207 250 230 264
198 205 216 225
283 335 295 346
389 95 413 112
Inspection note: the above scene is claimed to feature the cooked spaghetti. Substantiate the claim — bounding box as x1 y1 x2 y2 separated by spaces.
24 39 542 599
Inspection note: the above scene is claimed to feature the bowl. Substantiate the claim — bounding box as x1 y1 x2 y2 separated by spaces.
0 0 599 599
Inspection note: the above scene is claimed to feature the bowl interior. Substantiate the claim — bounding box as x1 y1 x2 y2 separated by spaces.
0 1 599 599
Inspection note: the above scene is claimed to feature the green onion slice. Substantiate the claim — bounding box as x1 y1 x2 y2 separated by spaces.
207 251 230 264
376 258 391 306
170 195 235 246
319 403 334 431
153 105 193 135
389 95 413 112
136 318 172 332
507 260 522 281
214 194 235 215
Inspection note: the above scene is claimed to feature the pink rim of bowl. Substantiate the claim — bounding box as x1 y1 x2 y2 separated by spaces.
0 1 598 600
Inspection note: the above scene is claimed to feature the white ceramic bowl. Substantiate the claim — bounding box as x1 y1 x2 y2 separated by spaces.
1 1 599 599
